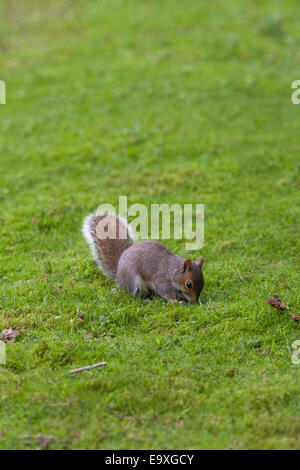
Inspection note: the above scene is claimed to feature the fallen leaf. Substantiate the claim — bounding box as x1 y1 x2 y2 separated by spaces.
266 295 300 324
266 294 287 310
1 327 22 343
288 313 300 322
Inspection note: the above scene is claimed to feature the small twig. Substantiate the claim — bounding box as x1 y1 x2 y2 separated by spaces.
202 325 209 336
99 403 146 425
23 434 55 450
102 406 128 421
38 435 55 451
237 266 244 281
68 362 107 374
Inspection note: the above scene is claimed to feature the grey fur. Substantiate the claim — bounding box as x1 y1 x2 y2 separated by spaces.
82 214 204 303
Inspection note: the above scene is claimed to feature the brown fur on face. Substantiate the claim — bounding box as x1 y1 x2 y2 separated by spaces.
177 258 204 302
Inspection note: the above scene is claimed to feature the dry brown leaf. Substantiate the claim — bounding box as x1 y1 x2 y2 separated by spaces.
266 295 300 323
1 327 22 343
288 313 300 322
266 294 287 311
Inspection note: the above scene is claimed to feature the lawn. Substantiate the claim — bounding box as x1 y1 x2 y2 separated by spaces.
0 0 300 450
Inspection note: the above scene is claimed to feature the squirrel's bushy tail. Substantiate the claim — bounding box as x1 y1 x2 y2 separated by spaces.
82 213 134 280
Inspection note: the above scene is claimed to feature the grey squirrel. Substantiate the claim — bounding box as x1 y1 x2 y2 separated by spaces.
82 213 204 303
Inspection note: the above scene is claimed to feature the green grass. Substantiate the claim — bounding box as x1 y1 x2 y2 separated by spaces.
0 0 300 450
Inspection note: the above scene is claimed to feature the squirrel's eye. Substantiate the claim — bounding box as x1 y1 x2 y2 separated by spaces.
186 280 192 289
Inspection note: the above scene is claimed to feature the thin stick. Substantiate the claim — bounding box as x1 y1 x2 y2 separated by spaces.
237 266 244 281
23 434 55 451
68 362 107 374
202 325 209 336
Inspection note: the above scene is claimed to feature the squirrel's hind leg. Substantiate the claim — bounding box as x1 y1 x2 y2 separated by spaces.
117 270 150 299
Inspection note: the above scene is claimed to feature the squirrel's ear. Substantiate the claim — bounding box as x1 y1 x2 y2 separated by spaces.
181 259 192 273
195 256 204 268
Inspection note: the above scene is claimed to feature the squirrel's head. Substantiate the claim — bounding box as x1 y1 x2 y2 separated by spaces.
177 257 204 303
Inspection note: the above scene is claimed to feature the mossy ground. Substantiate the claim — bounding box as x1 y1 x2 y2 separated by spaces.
0 0 299 449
